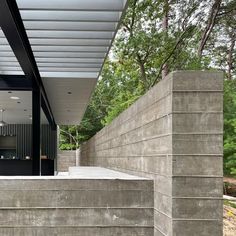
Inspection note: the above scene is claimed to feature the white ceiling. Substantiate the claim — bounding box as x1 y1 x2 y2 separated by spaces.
42 77 97 124
0 0 128 125
0 91 47 124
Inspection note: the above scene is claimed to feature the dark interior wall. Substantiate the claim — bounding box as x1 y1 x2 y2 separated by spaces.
41 125 57 160
0 124 57 159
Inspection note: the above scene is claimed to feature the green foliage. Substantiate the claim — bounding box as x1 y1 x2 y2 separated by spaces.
59 78 107 150
224 80 236 176
59 143 76 151
224 200 236 209
101 60 144 125
104 92 141 125
60 0 236 177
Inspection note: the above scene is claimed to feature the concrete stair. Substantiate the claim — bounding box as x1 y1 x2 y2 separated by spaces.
0 170 154 236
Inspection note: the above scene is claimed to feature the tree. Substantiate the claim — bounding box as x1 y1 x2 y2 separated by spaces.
224 80 236 175
60 0 236 177
198 0 222 57
59 62 124 148
207 0 236 80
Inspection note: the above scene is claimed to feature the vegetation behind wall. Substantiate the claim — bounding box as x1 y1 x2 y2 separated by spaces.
60 0 236 176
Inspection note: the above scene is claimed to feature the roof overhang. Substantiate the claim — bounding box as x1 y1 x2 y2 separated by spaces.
0 0 128 125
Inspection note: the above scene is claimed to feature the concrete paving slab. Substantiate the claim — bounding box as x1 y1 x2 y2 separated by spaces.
0 167 149 180
68 166 149 179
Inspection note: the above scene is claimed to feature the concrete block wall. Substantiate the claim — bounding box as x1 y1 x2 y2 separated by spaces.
57 150 76 172
80 71 223 236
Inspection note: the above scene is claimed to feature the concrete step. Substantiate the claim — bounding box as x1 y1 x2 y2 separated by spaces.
0 168 154 236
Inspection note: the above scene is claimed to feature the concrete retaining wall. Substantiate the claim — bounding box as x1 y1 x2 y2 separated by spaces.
0 177 153 235
57 150 76 172
80 71 223 236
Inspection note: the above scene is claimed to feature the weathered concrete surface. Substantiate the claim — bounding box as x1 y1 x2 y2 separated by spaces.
0 174 153 236
57 150 76 172
80 71 224 236
0 227 153 236
68 166 149 179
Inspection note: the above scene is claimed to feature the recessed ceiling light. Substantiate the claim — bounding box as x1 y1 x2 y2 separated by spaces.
10 96 20 100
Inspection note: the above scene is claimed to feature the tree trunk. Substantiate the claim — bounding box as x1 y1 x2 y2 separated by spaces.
75 126 79 149
198 0 222 57
227 35 235 80
137 54 148 89
162 0 169 79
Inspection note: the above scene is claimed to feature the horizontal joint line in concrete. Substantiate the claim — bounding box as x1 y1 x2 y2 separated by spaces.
111 90 172 124
95 92 172 139
172 132 223 135
172 219 222 221
0 225 154 228
93 113 172 147
96 133 172 151
0 189 153 192
0 177 151 180
0 207 154 210
172 197 223 200
101 166 171 178
95 85 223 140
114 91 172 124
172 154 223 156
90 154 223 158
172 175 223 178
86 166 222 179
173 90 223 93
172 111 223 114
85 111 223 148
89 155 169 158
94 131 223 152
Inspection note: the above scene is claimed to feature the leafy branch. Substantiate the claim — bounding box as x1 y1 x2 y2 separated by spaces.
151 25 196 87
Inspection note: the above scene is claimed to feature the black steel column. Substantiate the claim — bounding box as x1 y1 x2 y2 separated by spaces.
32 88 41 175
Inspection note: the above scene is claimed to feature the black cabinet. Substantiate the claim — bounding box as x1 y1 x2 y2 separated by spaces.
0 136 17 159
0 159 54 176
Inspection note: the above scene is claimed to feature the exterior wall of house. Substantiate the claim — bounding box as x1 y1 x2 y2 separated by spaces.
80 71 223 236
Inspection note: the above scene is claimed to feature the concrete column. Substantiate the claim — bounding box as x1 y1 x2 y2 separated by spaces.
170 71 223 236
76 149 80 166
